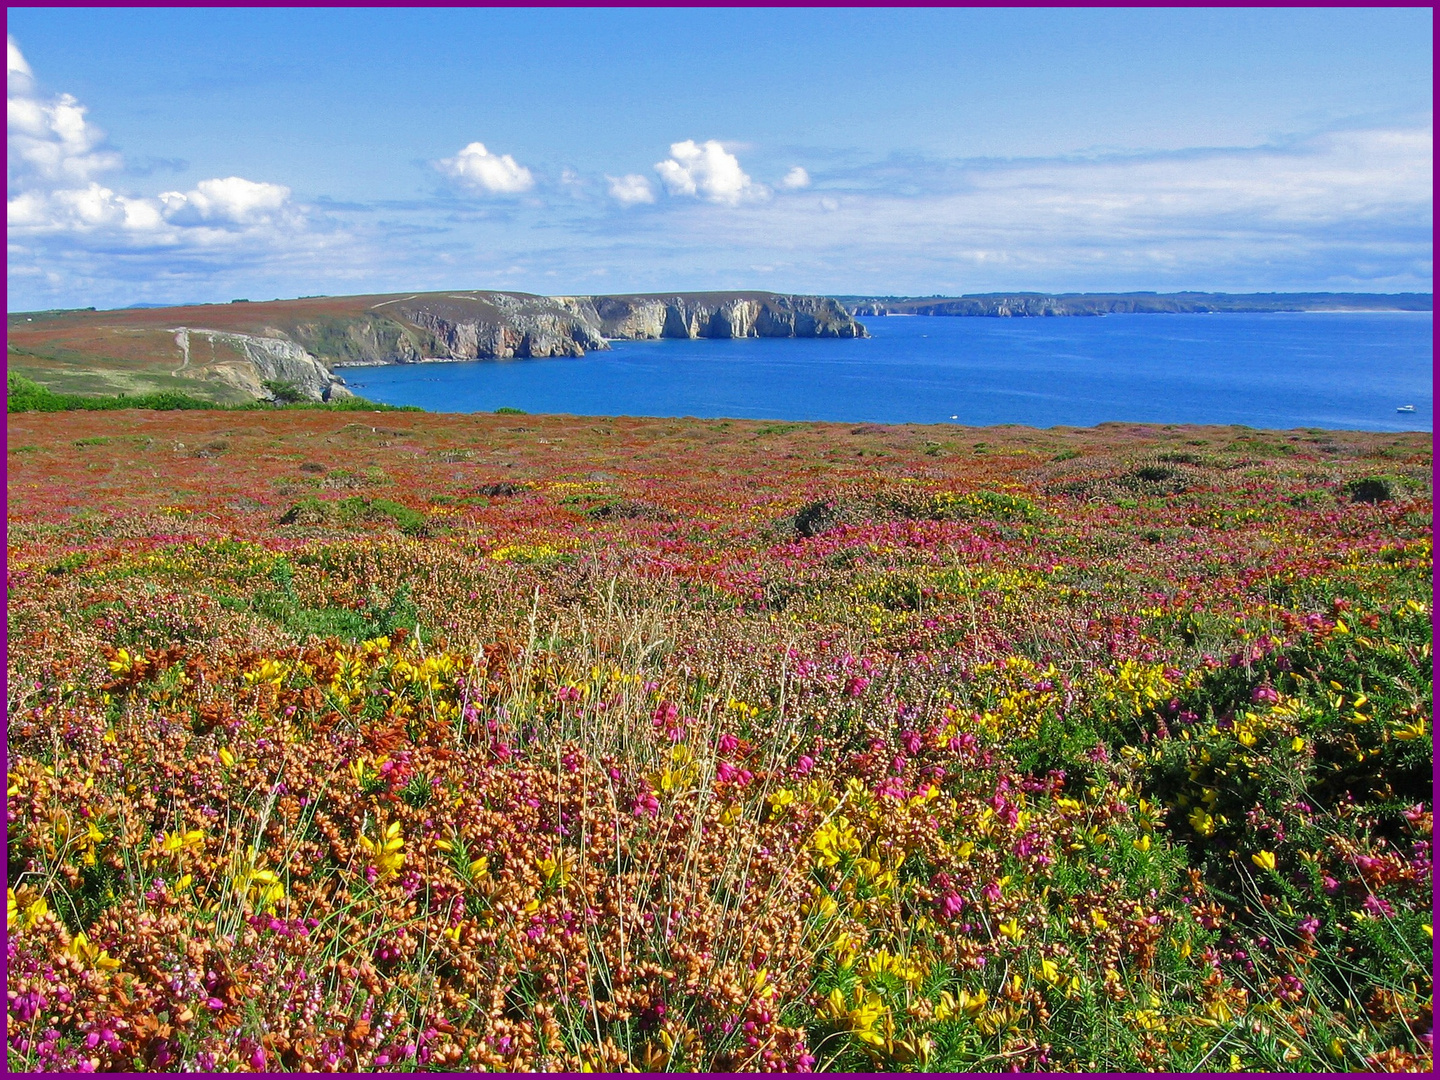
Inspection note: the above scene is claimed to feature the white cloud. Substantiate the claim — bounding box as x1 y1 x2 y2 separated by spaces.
7 37 303 245
632 126 1432 292
7 181 164 233
437 141 534 195
8 34 32 82
779 166 810 190
606 173 655 206
158 176 292 226
7 35 121 189
6 35 334 312
654 139 768 205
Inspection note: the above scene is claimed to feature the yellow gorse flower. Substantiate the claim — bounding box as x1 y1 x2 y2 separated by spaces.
243 658 292 688
825 987 890 1048
358 820 405 878
767 788 796 813
234 867 286 912
67 931 121 971
863 948 924 986
955 987 988 1017
158 828 205 858
1392 716 1428 741
536 852 574 889
804 890 839 919
22 896 48 929
727 697 759 719
810 816 861 869
1251 850 1277 872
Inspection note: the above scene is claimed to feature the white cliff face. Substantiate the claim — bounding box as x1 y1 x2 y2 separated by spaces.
173 327 352 401
366 293 607 362
404 309 603 360
576 294 867 341
158 292 863 403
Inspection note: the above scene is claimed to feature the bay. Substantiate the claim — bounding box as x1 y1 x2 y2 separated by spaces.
342 311 1433 431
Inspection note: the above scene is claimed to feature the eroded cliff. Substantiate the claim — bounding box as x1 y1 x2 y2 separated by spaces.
560 292 867 341
7 289 868 404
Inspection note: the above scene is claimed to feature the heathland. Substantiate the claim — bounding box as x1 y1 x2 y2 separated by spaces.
5 409 1432 1072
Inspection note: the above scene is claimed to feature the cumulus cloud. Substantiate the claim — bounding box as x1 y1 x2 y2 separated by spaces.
8 34 122 190
606 173 655 206
779 166 810 190
654 139 768 205
437 141 534 195
158 176 293 226
650 126 1432 292
7 36 335 311
7 36 303 245
7 182 163 233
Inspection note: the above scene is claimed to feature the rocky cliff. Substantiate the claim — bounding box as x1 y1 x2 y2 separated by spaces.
277 293 608 368
6 289 867 404
172 327 353 402
560 292 868 341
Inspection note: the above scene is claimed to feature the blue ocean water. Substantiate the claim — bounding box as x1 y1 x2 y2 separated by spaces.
343 311 1433 431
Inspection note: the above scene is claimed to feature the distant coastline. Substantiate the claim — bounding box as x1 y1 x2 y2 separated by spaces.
839 291 1433 317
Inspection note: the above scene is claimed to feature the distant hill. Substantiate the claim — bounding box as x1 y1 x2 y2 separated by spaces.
840 291 1433 317
6 290 865 404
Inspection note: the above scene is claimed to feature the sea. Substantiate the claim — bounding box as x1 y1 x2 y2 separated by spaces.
341 311 1433 432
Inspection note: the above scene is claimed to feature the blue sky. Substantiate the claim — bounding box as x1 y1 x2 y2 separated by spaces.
7 8 1433 310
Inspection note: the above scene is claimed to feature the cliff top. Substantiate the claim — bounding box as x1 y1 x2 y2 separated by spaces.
7 289 824 331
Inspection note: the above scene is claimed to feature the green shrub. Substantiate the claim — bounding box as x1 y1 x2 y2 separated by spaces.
6 372 418 413
262 379 308 404
1348 476 1395 504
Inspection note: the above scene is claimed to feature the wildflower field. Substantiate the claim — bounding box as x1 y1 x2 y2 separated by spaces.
6 408 1433 1072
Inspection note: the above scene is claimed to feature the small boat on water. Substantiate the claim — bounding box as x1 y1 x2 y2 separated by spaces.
1397 404 1416 413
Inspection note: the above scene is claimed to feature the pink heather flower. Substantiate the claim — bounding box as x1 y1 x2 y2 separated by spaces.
633 791 659 818
1251 686 1280 705
844 676 870 698
901 730 923 755
718 733 740 757
1362 895 1394 919
793 755 814 777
